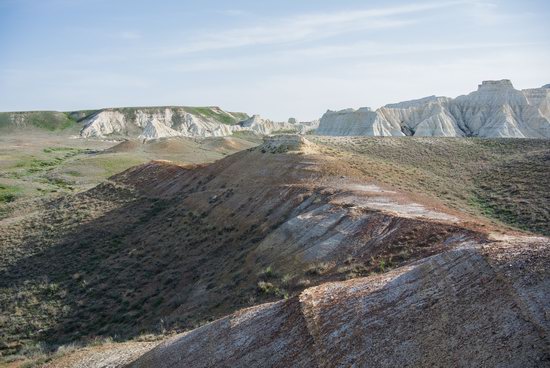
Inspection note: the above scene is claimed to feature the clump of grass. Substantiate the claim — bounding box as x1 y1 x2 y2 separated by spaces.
0 183 20 203
305 262 331 276
256 281 288 299
258 265 277 280
43 147 81 153
39 176 75 190
337 262 369 279
65 170 83 177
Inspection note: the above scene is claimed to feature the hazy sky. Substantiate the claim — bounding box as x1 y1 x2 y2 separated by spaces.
1 0 549 120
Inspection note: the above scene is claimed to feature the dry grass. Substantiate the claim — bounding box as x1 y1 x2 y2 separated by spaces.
311 137 550 235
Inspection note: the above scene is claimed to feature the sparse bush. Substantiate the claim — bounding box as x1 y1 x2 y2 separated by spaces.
305 262 331 276
281 274 293 287
256 281 287 298
257 281 276 294
258 265 277 280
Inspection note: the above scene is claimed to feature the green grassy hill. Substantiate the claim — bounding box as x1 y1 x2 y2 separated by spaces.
0 111 79 132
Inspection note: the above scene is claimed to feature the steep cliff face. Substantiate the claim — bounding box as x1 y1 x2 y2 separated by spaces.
79 107 318 140
451 80 550 137
80 107 247 139
239 115 319 135
317 107 404 136
520 85 550 121
317 80 550 138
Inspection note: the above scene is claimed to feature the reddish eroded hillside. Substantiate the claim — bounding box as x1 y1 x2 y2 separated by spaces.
0 136 490 353
130 236 550 368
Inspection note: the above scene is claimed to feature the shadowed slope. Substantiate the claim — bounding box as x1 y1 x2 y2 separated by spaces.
0 137 485 353
131 237 550 367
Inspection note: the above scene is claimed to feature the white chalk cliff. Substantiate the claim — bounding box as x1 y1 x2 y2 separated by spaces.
317 80 550 138
80 107 245 139
239 115 318 135
79 107 318 140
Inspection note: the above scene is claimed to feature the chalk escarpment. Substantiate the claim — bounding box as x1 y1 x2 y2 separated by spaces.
80 107 246 139
317 80 550 138
79 107 319 140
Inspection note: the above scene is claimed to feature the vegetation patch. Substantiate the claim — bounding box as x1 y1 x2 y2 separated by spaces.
0 183 20 203
305 262 331 276
0 112 77 131
184 107 246 125
473 150 549 235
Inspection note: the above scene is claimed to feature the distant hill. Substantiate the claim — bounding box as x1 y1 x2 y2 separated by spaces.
0 106 250 136
3 80 550 139
0 106 319 139
0 111 78 131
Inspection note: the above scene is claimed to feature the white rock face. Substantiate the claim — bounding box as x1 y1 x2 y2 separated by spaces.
318 107 404 136
317 80 550 138
138 119 183 140
80 107 245 139
239 115 319 135
522 86 550 121
80 110 128 137
79 107 318 140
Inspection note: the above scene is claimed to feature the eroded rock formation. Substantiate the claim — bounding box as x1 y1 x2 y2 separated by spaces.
79 108 319 140
317 80 550 138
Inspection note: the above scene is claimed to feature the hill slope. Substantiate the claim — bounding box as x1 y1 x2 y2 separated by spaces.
0 107 319 140
0 136 548 366
311 136 550 235
0 133 259 220
132 236 549 367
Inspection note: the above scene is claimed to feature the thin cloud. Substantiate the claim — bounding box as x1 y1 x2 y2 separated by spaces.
169 41 540 73
161 1 466 55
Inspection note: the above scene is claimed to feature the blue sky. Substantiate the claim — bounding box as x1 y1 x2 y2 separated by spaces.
1 0 549 120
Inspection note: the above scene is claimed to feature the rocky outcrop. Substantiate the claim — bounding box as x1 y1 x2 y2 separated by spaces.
130 237 550 367
317 80 550 138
